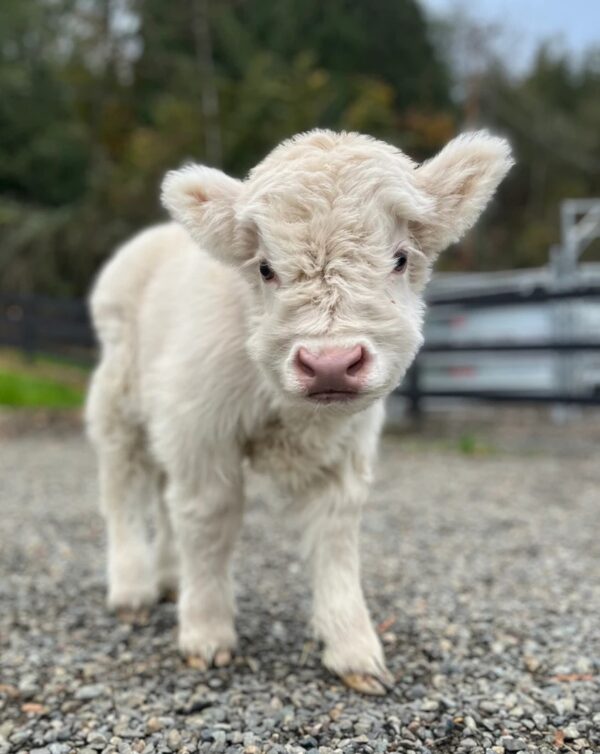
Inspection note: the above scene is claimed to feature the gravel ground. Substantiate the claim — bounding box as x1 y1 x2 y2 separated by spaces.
1 424 599 754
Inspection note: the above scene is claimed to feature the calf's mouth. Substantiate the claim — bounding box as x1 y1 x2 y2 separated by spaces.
307 390 361 403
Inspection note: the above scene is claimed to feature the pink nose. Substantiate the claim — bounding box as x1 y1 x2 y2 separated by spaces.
295 345 368 395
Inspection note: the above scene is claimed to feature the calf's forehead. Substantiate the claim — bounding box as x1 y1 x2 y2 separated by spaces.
247 133 416 209
243 137 416 268
256 196 395 275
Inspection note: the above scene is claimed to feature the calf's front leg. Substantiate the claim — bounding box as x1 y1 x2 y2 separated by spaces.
302 471 393 695
167 469 243 668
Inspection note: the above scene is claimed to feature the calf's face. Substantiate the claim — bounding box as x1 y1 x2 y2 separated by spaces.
162 130 512 411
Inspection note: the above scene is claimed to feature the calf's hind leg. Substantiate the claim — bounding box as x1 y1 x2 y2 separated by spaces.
95 430 163 611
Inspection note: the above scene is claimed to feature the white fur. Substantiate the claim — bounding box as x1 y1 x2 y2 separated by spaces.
86 129 512 683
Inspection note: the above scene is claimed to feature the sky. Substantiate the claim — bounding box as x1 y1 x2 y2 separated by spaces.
420 0 600 71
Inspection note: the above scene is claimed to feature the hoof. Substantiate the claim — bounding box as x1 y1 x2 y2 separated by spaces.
185 648 234 671
115 607 150 625
108 582 158 612
179 618 237 671
342 669 394 696
186 655 208 671
214 649 233 668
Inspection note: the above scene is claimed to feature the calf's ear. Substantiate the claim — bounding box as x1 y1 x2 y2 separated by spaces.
161 165 248 264
412 131 514 258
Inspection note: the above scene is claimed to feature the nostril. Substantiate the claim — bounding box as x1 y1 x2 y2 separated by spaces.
346 346 366 376
296 347 316 378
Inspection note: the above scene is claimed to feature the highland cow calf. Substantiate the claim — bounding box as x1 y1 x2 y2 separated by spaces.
86 129 512 694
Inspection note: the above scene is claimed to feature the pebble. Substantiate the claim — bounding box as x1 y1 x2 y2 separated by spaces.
480 701 497 713
500 738 526 752
563 725 579 740
74 684 106 701
553 697 576 715
166 730 182 750
353 719 372 735
48 746 70 754
146 718 163 733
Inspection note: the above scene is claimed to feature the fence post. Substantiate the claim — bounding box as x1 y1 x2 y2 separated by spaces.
21 298 38 361
407 359 422 422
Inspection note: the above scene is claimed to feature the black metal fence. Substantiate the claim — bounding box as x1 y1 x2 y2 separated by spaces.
2 287 600 411
0 294 95 362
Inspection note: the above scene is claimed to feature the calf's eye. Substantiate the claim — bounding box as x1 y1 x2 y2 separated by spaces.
259 261 275 281
393 250 408 274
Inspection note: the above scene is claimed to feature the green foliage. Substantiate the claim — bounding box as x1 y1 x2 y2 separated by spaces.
0 0 598 297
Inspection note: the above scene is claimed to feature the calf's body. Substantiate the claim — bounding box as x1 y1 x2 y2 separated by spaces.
87 129 512 694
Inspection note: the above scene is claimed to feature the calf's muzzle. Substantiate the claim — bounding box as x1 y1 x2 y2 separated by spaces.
295 345 369 399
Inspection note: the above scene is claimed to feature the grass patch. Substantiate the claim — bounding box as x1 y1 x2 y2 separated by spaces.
0 370 84 408
456 433 496 456
0 349 88 408
458 433 478 455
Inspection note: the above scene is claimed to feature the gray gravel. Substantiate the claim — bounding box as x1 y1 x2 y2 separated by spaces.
1 423 599 754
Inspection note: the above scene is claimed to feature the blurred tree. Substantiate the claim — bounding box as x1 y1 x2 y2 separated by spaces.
215 0 449 110
192 0 222 166
214 0 452 165
1 0 454 295
0 0 90 206
432 8 600 272
476 46 600 270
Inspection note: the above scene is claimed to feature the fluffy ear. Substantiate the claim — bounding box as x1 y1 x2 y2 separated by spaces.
161 164 247 264
412 131 514 257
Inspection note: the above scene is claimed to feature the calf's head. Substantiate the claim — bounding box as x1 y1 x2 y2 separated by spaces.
162 130 512 411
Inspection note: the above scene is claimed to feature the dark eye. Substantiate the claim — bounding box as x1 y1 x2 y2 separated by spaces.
393 250 408 274
259 261 275 281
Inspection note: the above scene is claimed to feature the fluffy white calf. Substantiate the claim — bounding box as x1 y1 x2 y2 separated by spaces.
86 129 512 694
